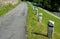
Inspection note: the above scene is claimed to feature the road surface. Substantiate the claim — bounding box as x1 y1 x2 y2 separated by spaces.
0 2 27 39
53 12 60 17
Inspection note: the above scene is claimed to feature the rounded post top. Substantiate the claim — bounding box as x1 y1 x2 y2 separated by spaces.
39 13 43 16
48 20 54 26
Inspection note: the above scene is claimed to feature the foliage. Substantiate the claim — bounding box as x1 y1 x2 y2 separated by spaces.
27 0 60 11
0 4 14 16
26 2 60 39
0 0 21 16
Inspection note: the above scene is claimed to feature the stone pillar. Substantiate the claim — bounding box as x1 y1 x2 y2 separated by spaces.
34 7 38 16
38 13 43 22
47 20 54 39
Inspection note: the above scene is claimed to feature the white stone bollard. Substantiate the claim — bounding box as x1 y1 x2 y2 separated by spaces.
34 8 38 16
38 13 43 22
33 6 36 10
47 20 54 39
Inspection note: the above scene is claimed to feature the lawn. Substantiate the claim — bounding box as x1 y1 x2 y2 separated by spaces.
26 2 60 39
0 0 21 16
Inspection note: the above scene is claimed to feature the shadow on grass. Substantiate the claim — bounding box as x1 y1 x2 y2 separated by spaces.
32 32 48 37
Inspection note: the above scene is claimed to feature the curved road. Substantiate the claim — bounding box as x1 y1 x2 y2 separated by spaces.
0 2 27 39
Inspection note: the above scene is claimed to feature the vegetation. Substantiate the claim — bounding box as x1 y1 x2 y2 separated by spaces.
0 0 21 16
27 0 60 11
18 0 21 4
0 4 14 16
26 2 60 39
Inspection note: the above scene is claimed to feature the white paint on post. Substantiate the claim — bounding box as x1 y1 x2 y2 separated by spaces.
33 6 37 10
38 13 43 22
33 6 35 10
34 8 38 16
48 20 54 26
47 20 54 38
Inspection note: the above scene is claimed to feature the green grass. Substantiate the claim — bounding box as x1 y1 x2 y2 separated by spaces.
0 4 15 16
26 2 60 39
0 0 21 16
38 7 60 39
18 0 21 4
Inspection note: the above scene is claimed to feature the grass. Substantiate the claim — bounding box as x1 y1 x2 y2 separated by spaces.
0 4 15 16
18 0 21 4
26 2 60 39
0 0 21 16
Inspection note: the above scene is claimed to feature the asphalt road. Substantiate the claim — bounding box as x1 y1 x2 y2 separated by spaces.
53 12 60 17
0 2 27 39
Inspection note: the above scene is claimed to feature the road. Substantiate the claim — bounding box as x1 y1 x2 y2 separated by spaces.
53 12 60 17
0 2 27 39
